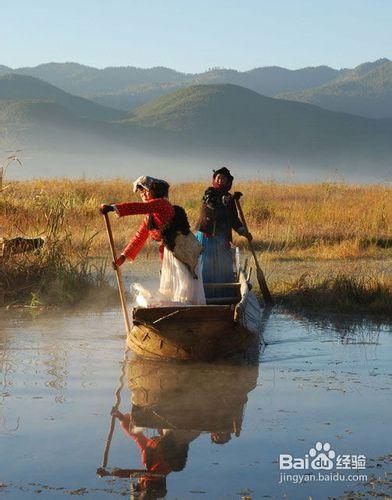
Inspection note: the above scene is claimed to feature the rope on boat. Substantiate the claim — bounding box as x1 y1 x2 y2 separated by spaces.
152 309 181 324
152 307 193 325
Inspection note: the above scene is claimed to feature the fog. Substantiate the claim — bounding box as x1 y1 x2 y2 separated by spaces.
7 151 391 186
3 122 391 185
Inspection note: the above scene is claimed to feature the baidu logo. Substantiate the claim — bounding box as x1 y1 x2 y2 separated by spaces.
309 442 335 470
278 441 367 484
279 442 335 470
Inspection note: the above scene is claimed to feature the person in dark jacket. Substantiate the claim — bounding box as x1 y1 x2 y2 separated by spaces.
195 167 251 298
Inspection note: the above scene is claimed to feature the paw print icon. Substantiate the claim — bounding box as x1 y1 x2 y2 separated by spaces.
309 442 335 470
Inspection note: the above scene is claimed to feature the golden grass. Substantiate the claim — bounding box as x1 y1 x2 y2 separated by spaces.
1 178 391 260
272 270 392 316
1 178 391 310
0 198 112 306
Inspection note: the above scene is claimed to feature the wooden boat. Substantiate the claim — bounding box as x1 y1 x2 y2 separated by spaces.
127 254 264 361
127 358 259 433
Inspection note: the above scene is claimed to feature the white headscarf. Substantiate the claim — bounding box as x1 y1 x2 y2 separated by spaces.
133 176 169 193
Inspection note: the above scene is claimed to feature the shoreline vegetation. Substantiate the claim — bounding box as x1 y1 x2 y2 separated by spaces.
1 178 391 318
0 198 114 308
274 271 392 318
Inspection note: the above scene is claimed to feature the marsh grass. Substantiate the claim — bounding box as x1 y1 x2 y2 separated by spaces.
0 199 111 306
1 178 391 311
3 178 390 258
271 271 392 317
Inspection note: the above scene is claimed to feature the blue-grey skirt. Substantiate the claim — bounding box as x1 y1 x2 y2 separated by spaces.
195 231 236 298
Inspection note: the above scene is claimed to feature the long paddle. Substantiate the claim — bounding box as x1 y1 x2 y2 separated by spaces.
103 212 131 334
235 198 273 305
97 356 127 477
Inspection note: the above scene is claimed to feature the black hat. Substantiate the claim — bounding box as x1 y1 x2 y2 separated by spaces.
211 431 232 445
131 477 167 499
213 167 234 183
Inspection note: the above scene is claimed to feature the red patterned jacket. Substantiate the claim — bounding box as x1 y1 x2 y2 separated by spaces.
115 198 175 261
118 418 172 477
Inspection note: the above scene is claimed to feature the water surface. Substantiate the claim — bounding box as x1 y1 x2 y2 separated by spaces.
0 307 391 498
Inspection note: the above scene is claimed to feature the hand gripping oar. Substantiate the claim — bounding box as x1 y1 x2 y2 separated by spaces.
103 212 131 334
235 198 273 305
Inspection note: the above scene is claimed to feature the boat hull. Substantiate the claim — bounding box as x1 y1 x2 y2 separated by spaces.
127 298 262 362
126 267 264 362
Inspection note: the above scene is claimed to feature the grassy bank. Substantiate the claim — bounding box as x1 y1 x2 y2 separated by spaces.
0 199 111 307
1 178 391 311
272 271 392 317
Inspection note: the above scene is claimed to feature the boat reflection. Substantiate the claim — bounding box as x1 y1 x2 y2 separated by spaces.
98 356 261 499
128 358 258 434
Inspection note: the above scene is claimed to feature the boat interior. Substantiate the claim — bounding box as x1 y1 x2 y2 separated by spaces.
204 247 251 305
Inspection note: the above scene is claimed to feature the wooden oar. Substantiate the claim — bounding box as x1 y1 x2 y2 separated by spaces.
97 467 164 478
235 198 273 305
97 356 127 476
103 212 131 334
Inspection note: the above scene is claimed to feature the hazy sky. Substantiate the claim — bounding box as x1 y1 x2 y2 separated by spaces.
2 0 391 71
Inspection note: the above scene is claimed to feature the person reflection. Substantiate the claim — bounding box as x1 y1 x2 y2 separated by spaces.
210 431 232 445
112 409 199 499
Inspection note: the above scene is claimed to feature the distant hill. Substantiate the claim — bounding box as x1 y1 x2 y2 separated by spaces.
3 62 343 111
125 84 392 173
0 65 12 75
190 65 343 95
91 65 344 112
0 99 106 151
0 74 126 121
0 97 185 178
0 100 98 166
90 83 182 112
341 58 390 79
0 94 181 158
0 99 79 127
15 62 189 94
1 84 391 181
278 59 392 118
4 60 392 118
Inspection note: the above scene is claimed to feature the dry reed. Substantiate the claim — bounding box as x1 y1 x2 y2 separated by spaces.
1 178 391 311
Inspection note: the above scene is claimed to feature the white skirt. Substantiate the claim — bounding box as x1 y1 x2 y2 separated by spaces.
159 247 206 305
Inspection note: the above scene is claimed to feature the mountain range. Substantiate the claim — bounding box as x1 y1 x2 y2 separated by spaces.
1 70 391 181
127 85 392 163
1 58 391 118
0 59 392 182
0 74 125 121
279 59 392 118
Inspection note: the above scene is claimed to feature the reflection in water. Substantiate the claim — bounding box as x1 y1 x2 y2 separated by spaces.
99 353 260 499
2 308 390 498
0 331 13 404
128 359 258 433
287 311 389 344
113 412 199 498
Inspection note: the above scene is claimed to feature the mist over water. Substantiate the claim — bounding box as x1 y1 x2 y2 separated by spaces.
6 149 391 184
2 90 392 184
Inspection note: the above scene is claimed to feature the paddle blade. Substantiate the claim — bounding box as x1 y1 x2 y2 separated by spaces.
256 267 273 305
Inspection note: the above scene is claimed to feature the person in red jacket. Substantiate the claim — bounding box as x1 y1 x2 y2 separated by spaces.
100 176 205 305
112 409 199 499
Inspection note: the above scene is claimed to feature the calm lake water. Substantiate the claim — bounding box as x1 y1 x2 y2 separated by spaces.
0 305 391 499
